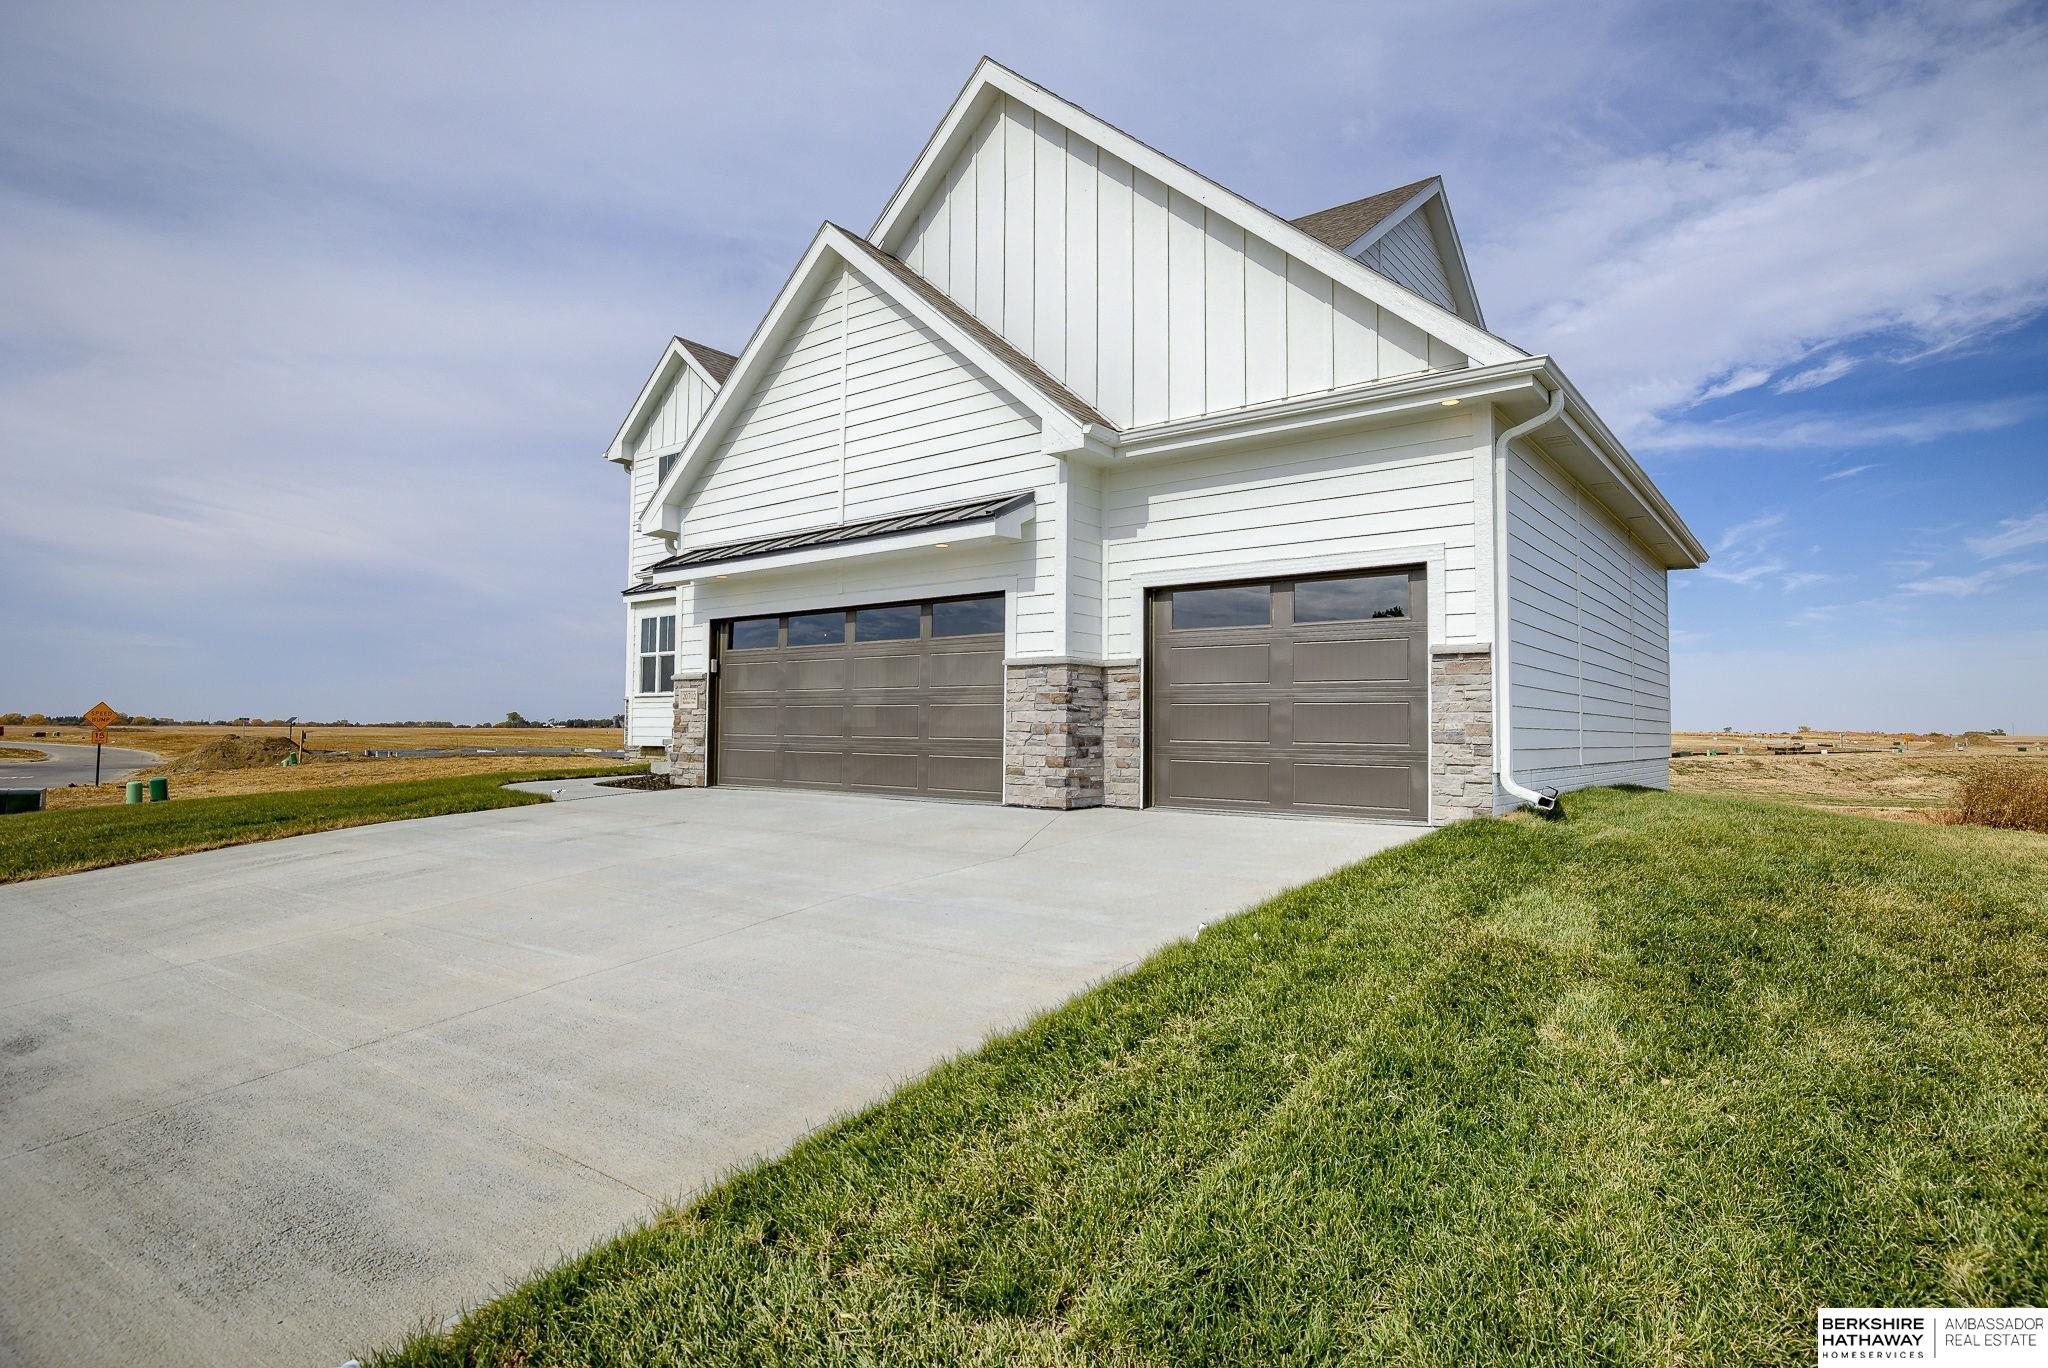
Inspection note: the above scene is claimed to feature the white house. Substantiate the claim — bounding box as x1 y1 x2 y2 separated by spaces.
606 59 1705 822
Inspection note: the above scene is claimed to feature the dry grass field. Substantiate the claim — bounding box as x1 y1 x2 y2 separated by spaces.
1670 729 2048 821
7 723 632 810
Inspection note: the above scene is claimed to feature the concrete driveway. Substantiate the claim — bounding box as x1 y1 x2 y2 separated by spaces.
0 786 1419 1366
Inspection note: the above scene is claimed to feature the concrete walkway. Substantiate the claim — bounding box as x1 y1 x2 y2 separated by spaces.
0 787 1420 1366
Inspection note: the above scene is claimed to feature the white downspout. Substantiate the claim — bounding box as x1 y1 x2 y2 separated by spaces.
1493 384 1567 813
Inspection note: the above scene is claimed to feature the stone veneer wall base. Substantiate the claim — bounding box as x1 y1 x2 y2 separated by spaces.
1004 662 1105 809
1430 644 1495 821
665 673 710 788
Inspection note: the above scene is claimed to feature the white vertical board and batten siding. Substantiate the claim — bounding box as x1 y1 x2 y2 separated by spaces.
895 96 1468 431
1100 410 1487 656
670 265 1067 671
1356 213 1458 315
1505 440 1672 796
625 364 717 577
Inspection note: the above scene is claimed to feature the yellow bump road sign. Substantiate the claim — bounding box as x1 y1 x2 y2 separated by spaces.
83 703 119 777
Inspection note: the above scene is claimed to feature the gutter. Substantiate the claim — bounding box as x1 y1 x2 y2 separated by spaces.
1491 384 1567 813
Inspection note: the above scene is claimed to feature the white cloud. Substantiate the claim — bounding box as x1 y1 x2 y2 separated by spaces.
1966 510 2048 559
1821 463 1878 481
1695 367 1774 402
1479 2 2048 440
1774 355 1858 393
1635 398 2033 453
1898 561 2044 596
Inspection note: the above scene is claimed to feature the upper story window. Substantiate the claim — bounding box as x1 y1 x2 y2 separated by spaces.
637 613 676 694
656 451 680 483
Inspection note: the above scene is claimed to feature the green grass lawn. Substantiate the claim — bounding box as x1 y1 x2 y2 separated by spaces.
0 767 640 882
373 788 2048 1366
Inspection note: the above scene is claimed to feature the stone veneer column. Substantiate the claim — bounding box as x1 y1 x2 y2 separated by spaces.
664 672 710 788
1103 661 1143 809
1003 661 1105 809
1430 643 1495 821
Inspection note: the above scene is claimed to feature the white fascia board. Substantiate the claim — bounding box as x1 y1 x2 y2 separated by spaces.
867 59 1520 369
1340 180 1487 330
647 502 1034 586
1338 180 1441 256
1541 364 1708 568
1112 357 1549 462
823 227 1093 451
604 336 725 464
637 229 841 535
637 225 1095 538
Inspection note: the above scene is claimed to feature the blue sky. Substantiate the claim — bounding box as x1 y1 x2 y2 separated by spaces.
2 0 2044 728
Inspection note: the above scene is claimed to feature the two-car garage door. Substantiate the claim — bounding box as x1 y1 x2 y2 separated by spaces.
714 594 1006 801
711 567 1428 819
1146 567 1429 821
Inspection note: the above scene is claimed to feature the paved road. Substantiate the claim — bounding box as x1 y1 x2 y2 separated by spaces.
0 741 161 791
0 786 1421 1366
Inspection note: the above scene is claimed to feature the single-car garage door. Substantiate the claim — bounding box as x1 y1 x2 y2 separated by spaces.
714 593 1005 801
1147 567 1428 820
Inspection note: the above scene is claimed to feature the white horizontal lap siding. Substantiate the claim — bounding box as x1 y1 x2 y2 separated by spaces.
898 96 1467 430
677 273 850 546
1101 411 1483 656
624 596 676 747
626 365 717 576
666 268 1067 670
1358 214 1457 315
626 695 671 748
1506 441 1671 799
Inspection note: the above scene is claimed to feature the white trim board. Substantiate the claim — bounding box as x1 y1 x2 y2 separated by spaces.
867 58 1519 371
637 223 1099 538
1120 543 1455 654
604 336 727 464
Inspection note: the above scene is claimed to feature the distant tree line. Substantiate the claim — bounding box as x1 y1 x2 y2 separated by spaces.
3 712 626 728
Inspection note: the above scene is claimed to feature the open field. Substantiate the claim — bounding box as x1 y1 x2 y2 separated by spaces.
0 746 49 762
1 722 622 761
0 724 633 809
0 765 642 882
374 787 2048 1367
1671 731 2048 821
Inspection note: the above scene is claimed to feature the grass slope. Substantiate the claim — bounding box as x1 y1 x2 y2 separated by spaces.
376 788 2048 1367
0 766 638 883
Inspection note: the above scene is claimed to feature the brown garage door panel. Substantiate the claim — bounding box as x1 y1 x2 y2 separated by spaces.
714 599 1004 802
1148 568 1429 820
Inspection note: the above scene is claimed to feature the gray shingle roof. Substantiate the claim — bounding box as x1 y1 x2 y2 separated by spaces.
640 491 1034 577
1290 177 1438 253
677 337 739 385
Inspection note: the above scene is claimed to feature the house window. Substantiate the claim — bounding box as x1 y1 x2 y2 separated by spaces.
657 451 679 483
638 613 676 694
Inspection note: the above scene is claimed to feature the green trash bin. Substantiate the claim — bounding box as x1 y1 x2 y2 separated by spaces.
126 780 144 804
147 776 169 802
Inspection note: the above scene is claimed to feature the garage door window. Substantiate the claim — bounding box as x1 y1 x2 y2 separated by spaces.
1171 583 1269 629
855 603 920 641
729 617 778 650
787 611 845 647
932 594 1004 637
637 613 675 694
1294 572 1409 622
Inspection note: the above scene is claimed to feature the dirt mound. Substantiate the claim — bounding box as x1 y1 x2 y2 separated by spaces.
164 735 305 773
